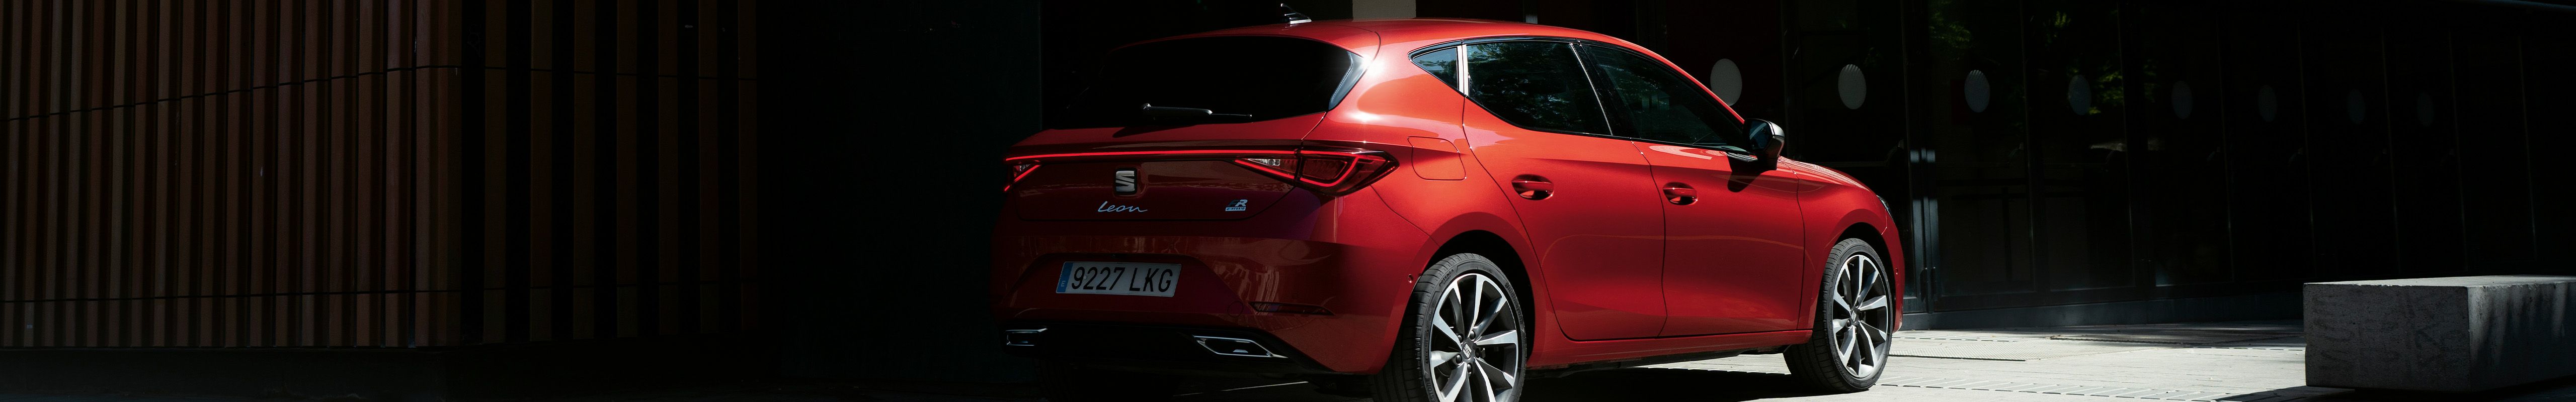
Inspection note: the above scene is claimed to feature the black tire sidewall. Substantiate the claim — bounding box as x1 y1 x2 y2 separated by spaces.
1372 253 1526 402
1785 238 1885 392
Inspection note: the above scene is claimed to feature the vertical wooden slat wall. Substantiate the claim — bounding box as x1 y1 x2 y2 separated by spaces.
454 0 759 346
0 0 759 349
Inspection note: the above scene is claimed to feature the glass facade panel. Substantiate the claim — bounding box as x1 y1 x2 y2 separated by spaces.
1390 0 2576 323
2122 3 2233 291
1918 0 2035 301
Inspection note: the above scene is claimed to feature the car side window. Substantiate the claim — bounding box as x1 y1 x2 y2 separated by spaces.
1580 44 1747 150
1411 46 1463 89
1416 41 1610 136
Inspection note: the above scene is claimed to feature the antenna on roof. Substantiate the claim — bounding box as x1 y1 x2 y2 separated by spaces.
1280 4 1313 24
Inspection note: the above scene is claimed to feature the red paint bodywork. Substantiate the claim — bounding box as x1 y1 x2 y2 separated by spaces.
991 19 1904 374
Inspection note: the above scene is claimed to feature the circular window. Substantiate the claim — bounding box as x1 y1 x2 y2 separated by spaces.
2257 85 2280 123
1837 64 1868 110
2171 81 2195 120
1964 70 1992 113
2067 75 2092 116
2346 89 2367 125
1708 59 1745 106
2416 92 2436 128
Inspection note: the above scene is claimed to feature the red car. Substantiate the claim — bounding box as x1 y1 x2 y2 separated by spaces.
993 18 1903 401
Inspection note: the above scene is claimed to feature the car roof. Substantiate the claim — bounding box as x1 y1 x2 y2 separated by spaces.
1149 18 1643 56
1321 18 1635 47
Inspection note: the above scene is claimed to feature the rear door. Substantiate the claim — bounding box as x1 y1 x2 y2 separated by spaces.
1420 41 1671 340
1574 44 1810 337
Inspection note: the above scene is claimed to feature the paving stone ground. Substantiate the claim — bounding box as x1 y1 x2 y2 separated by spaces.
843 320 2574 401
3 320 2571 401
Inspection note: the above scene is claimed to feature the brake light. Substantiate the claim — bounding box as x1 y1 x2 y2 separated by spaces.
1001 146 1397 195
1003 162 1041 191
1230 148 1396 195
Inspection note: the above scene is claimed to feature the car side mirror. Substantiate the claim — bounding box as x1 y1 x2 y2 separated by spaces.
1747 119 1787 162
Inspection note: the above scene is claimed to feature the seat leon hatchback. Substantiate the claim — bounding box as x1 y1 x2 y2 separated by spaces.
993 18 1904 401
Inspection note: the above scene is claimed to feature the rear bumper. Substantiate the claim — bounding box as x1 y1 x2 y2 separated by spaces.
989 189 1430 374
996 322 1339 375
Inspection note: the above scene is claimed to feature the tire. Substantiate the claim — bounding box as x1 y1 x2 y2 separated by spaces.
1784 238 1896 393
1038 362 1176 401
1366 253 1528 402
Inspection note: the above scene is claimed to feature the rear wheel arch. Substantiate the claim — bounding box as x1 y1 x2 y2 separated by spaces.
1432 230 1535 322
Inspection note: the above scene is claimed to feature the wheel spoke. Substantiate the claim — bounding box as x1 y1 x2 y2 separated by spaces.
1845 338 1865 369
1837 268 1856 301
1431 350 1459 367
1475 330 1518 347
1835 325 1857 357
1476 293 1508 336
1432 308 1464 347
1439 359 1470 402
1857 263 1877 297
1476 358 1518 391
1467 278 1488 336
1475 361 1501 402
1445 286 1465 330
1855 295 1889 312
1865 322 1885 368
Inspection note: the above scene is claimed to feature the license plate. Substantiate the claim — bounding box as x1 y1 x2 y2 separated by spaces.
1056 262 1182 297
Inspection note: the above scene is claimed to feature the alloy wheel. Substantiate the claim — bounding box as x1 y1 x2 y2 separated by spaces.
1827 253 1894 379
1429 272 1521 402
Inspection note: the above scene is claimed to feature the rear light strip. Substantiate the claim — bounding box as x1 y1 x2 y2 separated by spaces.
1002 163 1043 192
1002 147 1398 195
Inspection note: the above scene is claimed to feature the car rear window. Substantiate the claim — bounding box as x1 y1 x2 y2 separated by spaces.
1054 36 1363 129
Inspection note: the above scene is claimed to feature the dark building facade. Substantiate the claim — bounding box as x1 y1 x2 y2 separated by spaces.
5 0 2576 394
0 0 762 397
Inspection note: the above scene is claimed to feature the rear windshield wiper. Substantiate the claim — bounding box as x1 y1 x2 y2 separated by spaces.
1140 104 1253 123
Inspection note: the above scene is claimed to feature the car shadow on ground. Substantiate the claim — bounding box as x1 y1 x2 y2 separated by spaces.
1521 368 1843 401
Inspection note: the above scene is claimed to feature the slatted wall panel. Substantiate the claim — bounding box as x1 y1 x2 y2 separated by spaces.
1 0 460 349
453 0 759 345
0 0 758 348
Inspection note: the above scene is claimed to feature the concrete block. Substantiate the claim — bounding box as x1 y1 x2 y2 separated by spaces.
2306 275 2576 392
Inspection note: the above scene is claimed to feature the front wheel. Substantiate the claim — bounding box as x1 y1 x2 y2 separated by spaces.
1784 238 1895 393
1367 253 1527 402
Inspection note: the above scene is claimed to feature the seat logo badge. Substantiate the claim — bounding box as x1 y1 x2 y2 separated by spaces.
1112 168 1139 195
1224 199 1249 212
1096 202 1147 213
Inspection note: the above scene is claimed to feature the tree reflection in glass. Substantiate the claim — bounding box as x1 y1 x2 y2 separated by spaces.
1465 42 1610 135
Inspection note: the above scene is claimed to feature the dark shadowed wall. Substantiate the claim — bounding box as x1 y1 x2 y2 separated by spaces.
0 0 761 398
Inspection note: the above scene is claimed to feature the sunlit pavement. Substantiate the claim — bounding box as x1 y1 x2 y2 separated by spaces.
8 320 2574 401
836 320 2576 402
1153 320 2349 402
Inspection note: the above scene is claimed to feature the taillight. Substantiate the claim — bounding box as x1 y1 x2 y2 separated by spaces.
1230 148 1396 195
1003 162 1041 191
1001 146 1397 195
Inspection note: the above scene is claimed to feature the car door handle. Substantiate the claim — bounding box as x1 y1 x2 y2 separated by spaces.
1510 175 1554 200
1662 183 1698 205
